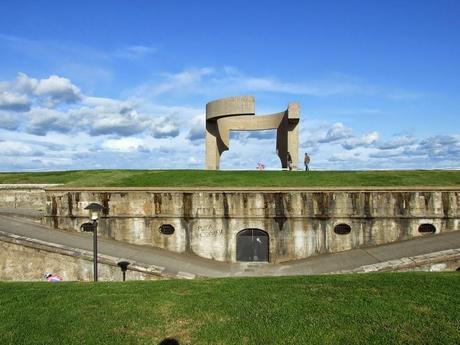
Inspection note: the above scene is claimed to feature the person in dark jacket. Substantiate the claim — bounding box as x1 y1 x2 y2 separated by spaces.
287 152 293 170
304 152 310 171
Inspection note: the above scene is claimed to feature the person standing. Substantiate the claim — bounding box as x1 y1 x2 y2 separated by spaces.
287 152 293 171
304 152 310 171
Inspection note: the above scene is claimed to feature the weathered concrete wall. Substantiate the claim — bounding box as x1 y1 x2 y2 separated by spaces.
0 185 58 211
0 233 165 282
43 188 460 263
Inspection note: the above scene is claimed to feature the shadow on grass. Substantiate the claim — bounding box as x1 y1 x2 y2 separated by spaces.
159 338 179 345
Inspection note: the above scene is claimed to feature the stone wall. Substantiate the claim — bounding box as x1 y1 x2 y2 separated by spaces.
43 188 460 263
0 233 165 282
0 184 57 211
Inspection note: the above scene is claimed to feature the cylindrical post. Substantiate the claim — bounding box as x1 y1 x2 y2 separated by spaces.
122 271 126 282
93 220 98 282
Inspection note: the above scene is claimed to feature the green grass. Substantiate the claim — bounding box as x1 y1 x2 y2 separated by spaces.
0 273 459 345
0 169 460 187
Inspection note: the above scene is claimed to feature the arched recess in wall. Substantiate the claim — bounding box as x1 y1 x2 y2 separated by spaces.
333 223 351 235
219 130 280 170
159 224 175 235
236 229 269 262
418 223 436 234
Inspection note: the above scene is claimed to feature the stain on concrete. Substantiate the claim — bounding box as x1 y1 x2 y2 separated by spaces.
274 193 287 231
183 193 193 221
442 192 450 218
350 193 359 215
100 193 110 215
154 193 162 215
51 196 58 229
421 192 432 210
394 192 412 216
398 218 411 240
182 193 193 253
313 192 331 220
242 193 248 209
222 193 230 219
67 192 73 218
364 193 373 219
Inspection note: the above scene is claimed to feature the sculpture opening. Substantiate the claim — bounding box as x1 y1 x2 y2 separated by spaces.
205 96 300 170
219 130 279 170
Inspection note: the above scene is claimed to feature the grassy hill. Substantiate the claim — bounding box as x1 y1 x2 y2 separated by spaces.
1 169 460 187
1 273 459 345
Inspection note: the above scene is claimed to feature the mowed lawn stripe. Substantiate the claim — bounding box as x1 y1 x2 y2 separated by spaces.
1 169 460 187
0 273 459 345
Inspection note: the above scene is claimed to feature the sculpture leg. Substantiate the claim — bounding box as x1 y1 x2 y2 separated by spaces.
205 123 219 170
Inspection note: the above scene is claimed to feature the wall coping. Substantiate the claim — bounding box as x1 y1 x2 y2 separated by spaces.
0 184 62 190
44 186 460 192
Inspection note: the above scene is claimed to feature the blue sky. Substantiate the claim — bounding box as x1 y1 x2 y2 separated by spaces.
0 0 459 170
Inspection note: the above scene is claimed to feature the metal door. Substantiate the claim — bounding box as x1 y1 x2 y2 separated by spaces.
236 229 269 262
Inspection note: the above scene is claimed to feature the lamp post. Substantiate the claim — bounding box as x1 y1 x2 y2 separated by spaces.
117 261 130 281
82 202 105 282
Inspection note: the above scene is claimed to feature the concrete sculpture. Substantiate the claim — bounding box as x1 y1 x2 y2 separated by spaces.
205 96 300 170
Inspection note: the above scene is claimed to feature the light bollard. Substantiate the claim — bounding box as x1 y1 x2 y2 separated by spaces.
80 203 105 282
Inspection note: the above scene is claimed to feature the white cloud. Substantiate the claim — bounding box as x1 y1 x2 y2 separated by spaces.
0 112 20 130
417 135 460 159
186 115 205 142
2 73 81 107
138 67 215 96
0 91 30 111
0 140 33 155
237 76 366 96
34 75 81 103
132 67 370 98
130 67 424 101
151 118 180 138
318 123 353 143
12 72 38 94
27 107 74 135
188 156 199 164
342 131 379 150
88 106 147 136
81 96 122 107
378 135 417 150
102 137 145 152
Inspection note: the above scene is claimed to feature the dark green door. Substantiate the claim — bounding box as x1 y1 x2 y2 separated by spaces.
236 229 269 262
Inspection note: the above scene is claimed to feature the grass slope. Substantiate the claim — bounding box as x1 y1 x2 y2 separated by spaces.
1 273 459 345
1 169 460 187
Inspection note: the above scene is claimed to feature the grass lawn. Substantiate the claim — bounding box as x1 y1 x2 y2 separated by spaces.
0 273 459 345
0 169 460 187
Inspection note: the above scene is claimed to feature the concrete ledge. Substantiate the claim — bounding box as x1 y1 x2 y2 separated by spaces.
44 186 460 192
0 184 62 189
333 248 460 273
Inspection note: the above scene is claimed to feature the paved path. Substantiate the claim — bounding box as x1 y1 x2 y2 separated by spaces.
1 213 459 277
0 215 236 278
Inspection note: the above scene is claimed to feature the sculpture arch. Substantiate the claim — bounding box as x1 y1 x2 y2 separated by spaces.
205 96 300 170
